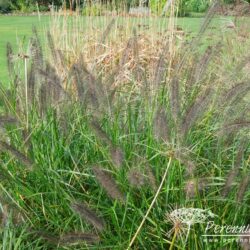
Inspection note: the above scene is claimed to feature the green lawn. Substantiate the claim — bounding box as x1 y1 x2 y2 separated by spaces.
0 16 50 83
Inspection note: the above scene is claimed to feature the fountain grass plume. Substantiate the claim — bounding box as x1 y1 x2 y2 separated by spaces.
237 174 250 203
153 106 170 143
92 165 126 203
0 140 33 170
71 201 106 231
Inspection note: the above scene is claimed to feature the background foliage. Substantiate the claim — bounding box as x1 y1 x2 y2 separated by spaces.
1 0 250 15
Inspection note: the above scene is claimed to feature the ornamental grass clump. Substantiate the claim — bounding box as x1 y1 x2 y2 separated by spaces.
0 1 250 248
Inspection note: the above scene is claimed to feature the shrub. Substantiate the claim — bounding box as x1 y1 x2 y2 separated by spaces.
0 0 11 13
151 0 211 16
8 0 49 13
184 0 210 13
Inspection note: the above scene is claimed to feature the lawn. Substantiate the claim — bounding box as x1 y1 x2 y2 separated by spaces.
0 16 50 83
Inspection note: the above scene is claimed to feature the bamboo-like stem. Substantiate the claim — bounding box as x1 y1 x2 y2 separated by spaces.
127 157 172 249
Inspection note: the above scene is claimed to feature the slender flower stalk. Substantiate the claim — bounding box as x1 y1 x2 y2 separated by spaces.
127 157 172 249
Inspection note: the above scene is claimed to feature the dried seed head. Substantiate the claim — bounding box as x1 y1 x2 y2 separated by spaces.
71 202 106 231
92 166 126 203
165 207 216 241
167 207 216 226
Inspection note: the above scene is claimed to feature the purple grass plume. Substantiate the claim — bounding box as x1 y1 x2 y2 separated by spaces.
0 141 33 170
153 106 170 143
92 165 126 203
237 174 250 203
71 202 106 231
